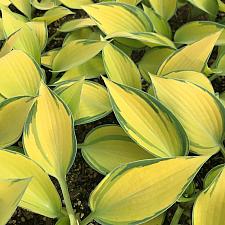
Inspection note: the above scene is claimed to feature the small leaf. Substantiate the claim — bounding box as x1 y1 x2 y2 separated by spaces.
52 39 107 72
102 43 142 89
0 150 62 218
151 76 225 155
81 125 153 175
31 0 61 10
54 80 112 125
59 18 96 33
23 82 76 179
147 0 177 20
10 0 31 18
90 156 208 224
0 178 31 225
103 77 189 157
0 96 35 148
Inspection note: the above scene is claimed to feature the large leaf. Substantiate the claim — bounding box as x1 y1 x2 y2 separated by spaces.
158 31 222 75
187 0 218 16
174 21 225 45
0 50 42 98
151 76 225 155
54 80 112 125
23 82 76 179
52 39 107 72
0 96 34 148
82 3 152 35
59 0 93 9
0 178 31 225
103 78 189 157
103 43 141 89
147 0 177 20
81 125 153 175
193 165 225 225
0 150 62 218
90 156 208 224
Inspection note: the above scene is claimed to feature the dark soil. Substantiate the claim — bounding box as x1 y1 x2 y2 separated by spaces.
7 2 225 225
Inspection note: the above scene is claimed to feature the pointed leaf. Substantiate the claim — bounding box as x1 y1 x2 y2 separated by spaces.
10 0 31 18
103 43 142 89
0 96 34 148
23 82 76 179
193 166 225 225
82 3 152 35
175 21 225 46
158 31 222 75
90 156 208 224
52 39 107 72
151 76 225 155
103 78 189 157
0 50 42 98
0 178 31 225
0 150 62 218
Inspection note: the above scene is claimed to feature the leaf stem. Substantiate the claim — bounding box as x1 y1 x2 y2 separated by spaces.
170 205 184 225
80 213 94 225
59 177 79 225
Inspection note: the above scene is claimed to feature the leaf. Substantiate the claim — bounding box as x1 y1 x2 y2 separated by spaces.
41 49 59 69
55 56 105 83
164 71 214 93
54 80 112 125
23 82 76 179
63 28 100 46
59 18 96 32
142 214 165 225
102 43 142 89
0 50 42 98
1 8 27 38
13 24 41 63
0 0 10 6
59 0 93 9
203 164 224 189
82 2 152 35
27 21 48 51
56 216 70 225
187 0 218 16
116 0 140 5
103 78 189 157
143 5 172 39
147 0 177 20
0 178 31 225
0 150 62 218
0 96 35 148
174 21 225 46
33 6 74 25
193 165 225 225
0 19 5 40
52 39 107 72
106 31 176 49
138 47 175 82
81 125 153 175
31 0 61 10
151 76 225 155
90 156 208 224
158 31 222 75
10 0 31 18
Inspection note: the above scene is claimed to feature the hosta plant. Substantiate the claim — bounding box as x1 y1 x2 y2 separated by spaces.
1 0 225 225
